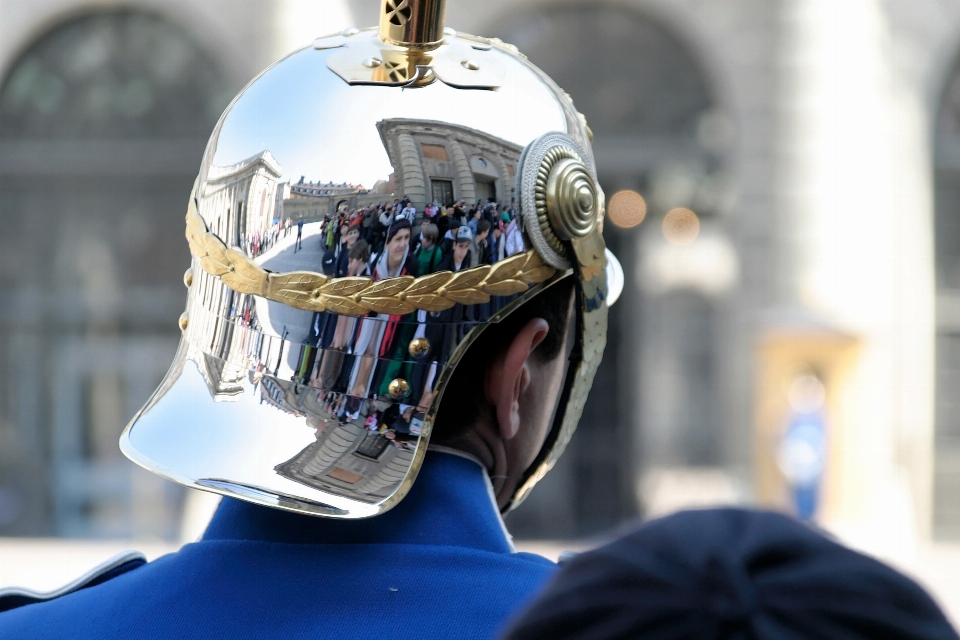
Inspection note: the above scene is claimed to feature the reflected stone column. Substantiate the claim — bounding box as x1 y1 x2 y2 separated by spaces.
397 132 428 207
448 139 476 203
491 154 513 203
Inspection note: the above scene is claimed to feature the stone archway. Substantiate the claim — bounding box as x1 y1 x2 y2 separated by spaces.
0 9 233 537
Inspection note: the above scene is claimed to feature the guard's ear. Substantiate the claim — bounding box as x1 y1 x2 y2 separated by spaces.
485 318 549 441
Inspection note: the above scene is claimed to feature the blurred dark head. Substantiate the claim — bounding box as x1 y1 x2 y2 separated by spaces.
501 508 958 640
477 219 491 239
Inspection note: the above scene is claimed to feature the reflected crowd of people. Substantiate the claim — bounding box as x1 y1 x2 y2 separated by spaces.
239 218 289 258
288 196 529 454
314 196 524 268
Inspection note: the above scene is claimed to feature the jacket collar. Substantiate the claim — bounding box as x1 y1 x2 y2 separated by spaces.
202 450 514 553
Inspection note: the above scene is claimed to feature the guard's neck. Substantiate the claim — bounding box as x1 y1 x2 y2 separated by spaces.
436 424 510 510
201 450 514 552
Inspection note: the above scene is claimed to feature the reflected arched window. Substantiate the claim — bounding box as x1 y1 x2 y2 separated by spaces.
933 59 960 539
499 5 722 537
0 10 233 537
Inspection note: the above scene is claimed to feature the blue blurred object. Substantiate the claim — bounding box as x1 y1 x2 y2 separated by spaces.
780 414 826 519
777 374 828 521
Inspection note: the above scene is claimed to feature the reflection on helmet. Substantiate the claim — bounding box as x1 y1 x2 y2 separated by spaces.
121 11 610 519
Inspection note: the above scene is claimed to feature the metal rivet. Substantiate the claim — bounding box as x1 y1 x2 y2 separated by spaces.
362 57 383 68
178 312 189 332
408 337 430 358
183 268 194 288
341 28 359 36
388 378 410 399
471 43 492 51
461 59 479 71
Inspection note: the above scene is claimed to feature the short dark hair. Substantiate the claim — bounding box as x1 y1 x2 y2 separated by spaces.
432 277 575 444
477 220 491 235
349 239 370 262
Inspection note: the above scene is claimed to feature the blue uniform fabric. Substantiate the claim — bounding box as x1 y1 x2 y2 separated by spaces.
0 451 556 640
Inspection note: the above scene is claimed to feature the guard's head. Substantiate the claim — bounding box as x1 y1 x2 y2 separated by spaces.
121 0 617 519
434 277 576 508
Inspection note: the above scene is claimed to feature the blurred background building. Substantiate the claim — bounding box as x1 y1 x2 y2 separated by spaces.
2 0 960 580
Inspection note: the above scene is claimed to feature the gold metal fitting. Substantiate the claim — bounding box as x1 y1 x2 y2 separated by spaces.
183 268 194 288
545 156 598 241
408 337 430 358
379 0 447 50
388 378 410 399
178 312 189 332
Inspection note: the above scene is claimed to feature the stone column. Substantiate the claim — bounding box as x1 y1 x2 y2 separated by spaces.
491 153 513 204
775 0 934 541
448 139 476 203
396 132 428 208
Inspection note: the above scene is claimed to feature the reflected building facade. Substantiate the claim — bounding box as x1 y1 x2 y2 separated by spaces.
281 179 382 222
202 150 282 249
377 118 522 207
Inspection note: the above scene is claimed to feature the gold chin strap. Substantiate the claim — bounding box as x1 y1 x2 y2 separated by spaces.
184 202 556 317
505 132 609 511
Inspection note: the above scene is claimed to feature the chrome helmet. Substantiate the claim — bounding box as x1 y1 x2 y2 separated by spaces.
121 0 621 518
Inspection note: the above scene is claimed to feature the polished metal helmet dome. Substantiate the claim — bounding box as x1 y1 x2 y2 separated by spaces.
120 0 617 518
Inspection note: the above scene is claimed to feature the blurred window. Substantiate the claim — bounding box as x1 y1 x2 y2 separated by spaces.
431 179 453 206
0 10 233 538
421 144 449 161
355 432 389 460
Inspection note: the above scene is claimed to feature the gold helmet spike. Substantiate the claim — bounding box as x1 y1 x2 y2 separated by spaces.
120 0 611 518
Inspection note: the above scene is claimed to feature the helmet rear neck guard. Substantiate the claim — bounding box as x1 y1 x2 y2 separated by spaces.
120 0 610 518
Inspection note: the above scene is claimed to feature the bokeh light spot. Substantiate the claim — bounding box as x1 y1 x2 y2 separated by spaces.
608 190 647 228
662 207 700 245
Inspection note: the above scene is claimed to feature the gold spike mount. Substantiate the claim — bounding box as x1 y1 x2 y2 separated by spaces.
379 0 447 50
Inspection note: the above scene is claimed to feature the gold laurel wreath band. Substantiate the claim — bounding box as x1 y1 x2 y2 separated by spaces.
185 203 557 316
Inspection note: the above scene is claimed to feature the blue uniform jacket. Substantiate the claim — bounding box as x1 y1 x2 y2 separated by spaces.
0 451 556 639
